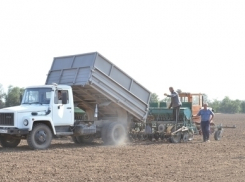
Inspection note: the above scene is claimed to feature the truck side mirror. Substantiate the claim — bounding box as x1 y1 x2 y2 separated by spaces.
62 93 67 104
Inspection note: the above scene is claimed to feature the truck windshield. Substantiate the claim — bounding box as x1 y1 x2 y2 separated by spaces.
22 88 52 105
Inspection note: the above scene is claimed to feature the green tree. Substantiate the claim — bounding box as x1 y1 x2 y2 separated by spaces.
219 96 241 114
229 100 241 113
5 86 25 107
209 99 221 113
220 96 231 113
241 101 245 113
150 93 159 102
176 89 182 94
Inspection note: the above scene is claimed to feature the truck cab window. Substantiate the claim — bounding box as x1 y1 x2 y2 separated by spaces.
22 88 51 104
55 90 69 104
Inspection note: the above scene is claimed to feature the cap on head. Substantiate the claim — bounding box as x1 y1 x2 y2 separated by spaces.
169 87 174 92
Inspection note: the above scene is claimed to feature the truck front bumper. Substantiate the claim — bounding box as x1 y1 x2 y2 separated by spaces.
0 128 29 135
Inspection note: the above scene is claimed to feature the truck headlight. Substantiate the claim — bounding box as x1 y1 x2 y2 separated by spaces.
23 119 29 126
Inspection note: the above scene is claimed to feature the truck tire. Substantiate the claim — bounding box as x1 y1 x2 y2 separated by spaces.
106 122 126 145
76 135 94 143
27 123 53 150
0 136 21 148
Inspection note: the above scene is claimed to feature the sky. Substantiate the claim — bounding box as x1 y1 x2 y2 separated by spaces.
0 1 244 101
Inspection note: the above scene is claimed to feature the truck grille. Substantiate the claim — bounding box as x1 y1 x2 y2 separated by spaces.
0 113 14 126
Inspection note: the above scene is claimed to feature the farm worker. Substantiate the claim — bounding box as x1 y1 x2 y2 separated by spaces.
164 87 182 123
193 103 214 142
57 90 63 104
58 90 62 100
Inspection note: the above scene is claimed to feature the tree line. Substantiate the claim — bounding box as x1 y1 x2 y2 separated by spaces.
150 93 245 114
208 96 245 114
0 84 24 109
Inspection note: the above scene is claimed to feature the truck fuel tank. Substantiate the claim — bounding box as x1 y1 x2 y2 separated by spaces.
73 123 96 135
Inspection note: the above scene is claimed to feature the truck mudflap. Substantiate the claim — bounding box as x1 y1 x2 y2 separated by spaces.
0 128 29 135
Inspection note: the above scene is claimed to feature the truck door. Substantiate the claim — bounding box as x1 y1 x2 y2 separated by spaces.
52 90 73 125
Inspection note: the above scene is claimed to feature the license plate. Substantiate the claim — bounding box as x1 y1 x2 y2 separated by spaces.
0 129 8 133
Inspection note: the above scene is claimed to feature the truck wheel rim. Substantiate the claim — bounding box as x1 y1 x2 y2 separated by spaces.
113 128 121 140
113 127 125 141
35 130 47 144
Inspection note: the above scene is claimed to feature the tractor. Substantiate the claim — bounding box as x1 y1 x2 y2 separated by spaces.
129 92 235 143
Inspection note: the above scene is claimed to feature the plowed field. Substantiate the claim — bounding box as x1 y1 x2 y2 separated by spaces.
0 114 245 182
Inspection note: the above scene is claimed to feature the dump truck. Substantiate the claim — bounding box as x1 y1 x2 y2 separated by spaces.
0 52 151 150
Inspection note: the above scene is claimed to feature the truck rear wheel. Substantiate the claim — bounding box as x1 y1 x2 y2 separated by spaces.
0 136 21 148
106 122 126 145
27 123 53 150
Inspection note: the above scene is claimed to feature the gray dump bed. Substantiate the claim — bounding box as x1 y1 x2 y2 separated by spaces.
46 52 151 121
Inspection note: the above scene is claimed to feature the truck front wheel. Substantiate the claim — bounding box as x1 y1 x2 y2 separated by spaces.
0 136 21 148
27 123 53 150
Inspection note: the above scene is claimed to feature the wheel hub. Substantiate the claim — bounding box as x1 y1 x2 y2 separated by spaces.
35 130 47 144
113 128 121 140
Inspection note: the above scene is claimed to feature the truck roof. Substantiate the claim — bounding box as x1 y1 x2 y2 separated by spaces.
25 84 72 90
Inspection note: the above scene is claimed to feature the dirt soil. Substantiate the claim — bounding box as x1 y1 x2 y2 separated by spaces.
0 114 245 182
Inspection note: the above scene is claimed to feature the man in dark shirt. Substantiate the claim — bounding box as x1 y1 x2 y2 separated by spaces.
164 87 182 122
58 90 62 100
